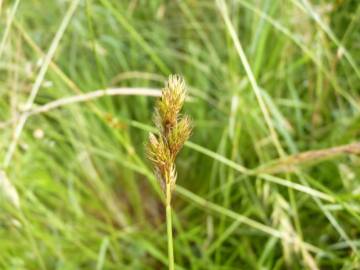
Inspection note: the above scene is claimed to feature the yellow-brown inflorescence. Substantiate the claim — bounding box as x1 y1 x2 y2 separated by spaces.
147 75 192 194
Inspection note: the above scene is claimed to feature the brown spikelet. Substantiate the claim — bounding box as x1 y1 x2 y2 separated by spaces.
156 75 187 135
146 75 192 195
168 115 192 158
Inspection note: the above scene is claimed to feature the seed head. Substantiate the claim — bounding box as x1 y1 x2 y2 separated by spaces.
167 115 192 158
146 75 192 193
156 74 187 135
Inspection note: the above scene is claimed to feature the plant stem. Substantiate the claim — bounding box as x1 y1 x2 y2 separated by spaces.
166 183 174 270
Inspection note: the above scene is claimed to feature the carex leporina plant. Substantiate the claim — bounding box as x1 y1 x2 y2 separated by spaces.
146 75 192 270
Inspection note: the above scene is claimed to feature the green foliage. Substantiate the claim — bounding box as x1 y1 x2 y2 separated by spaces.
0 0 359 269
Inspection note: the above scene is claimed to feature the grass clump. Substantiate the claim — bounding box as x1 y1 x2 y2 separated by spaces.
0 0 359 269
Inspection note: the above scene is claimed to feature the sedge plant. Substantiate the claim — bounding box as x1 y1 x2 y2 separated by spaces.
146 75 192 270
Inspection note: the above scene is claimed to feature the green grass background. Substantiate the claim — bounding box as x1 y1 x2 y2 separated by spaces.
0 0 359 269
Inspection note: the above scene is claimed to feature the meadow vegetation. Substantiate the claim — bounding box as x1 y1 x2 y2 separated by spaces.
0 0 359 269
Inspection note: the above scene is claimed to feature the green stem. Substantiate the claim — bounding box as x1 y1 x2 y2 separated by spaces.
166 183 174 270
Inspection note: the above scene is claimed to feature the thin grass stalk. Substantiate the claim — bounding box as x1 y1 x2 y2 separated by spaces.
166 182 174 270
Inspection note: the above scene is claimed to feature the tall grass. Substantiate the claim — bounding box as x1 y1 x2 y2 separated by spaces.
147 75 192 270
0 0 359 269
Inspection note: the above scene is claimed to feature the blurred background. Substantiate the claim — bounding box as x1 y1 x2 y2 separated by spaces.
0 0 359 269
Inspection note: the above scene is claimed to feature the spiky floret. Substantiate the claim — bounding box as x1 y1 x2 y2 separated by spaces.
155 75 187 135
167 115 192 158
147 75 192 193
